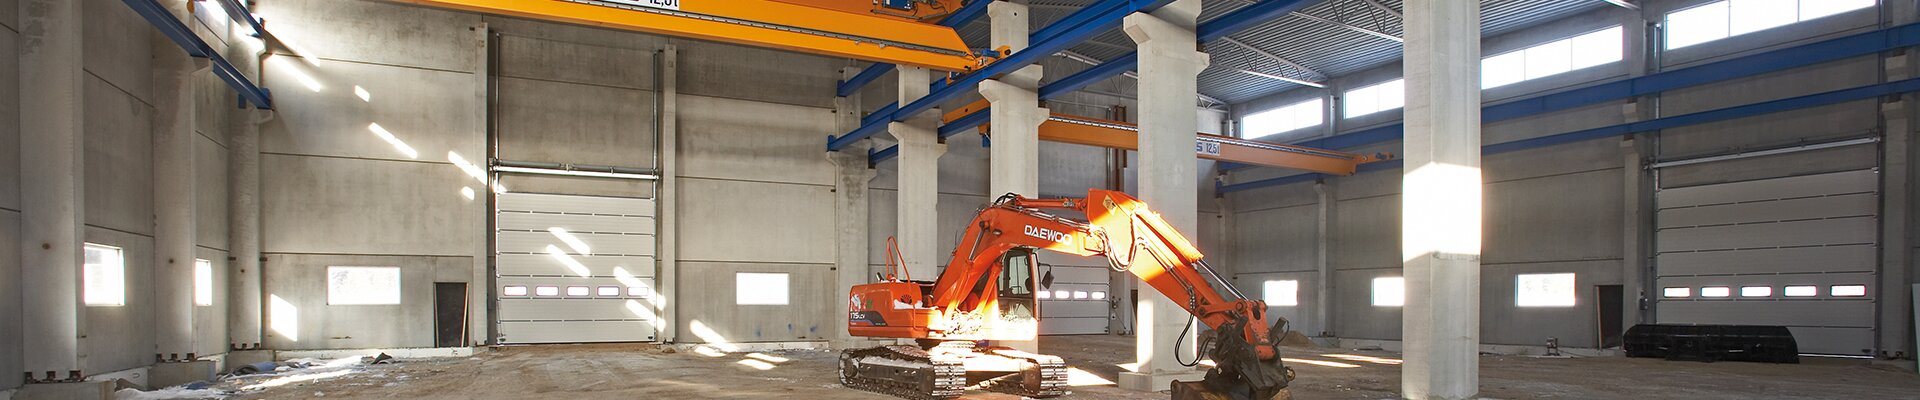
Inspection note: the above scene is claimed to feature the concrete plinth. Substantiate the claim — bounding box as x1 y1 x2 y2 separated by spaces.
148 361 216 389
12 381 112 400
1119 369 1207 392
1120 0 1208 392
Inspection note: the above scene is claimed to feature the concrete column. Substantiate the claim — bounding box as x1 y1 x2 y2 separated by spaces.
18 0 86 382
830 66 879 349
1119 0 1207 392
657 44 681 343
151 1 208 358
1314 181 1336 337
893 66 945 281
1400 1 1482 399
1621 137 1650 326
1878 53 1912 355
982 1 1047 200
228 107 269 349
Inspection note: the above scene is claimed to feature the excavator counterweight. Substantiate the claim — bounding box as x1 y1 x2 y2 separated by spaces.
841 189 1293 400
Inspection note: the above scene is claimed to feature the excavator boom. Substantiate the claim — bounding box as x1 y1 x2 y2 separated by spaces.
841 189 1294 400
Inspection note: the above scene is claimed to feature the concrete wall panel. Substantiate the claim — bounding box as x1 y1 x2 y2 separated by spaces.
1331 194 1399 271
1 0 16 32
1234 270 1320 337
1483 138 1621 184
84 76 155 235
1483 169 1624 265
1225 178 1319 212
196 135 230 250
83 0 154 103
260 60 481 163
485 17 668 54
675 262 835 343
260 155 482 256
496 33 654 90
83 227 155 374
679 95 834 185
1479 260 1622 347
1484 101 1628 146
254 0 481 72
260 254 472 350
676 39 839 108
677 178 834 264
495 77 657 167
1230 204 1317 274
1333 269 1401 340
1037 143 1108 196
193 68 232 148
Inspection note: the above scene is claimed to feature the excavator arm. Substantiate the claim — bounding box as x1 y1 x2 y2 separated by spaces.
919 189 1294 399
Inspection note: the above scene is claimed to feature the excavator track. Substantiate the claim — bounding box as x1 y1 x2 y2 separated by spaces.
839 345 965 400
976 350 1068 398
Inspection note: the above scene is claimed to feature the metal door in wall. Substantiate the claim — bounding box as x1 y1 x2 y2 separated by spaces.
1037 263 1111 335
496 192 659 344
1653 169 1880 355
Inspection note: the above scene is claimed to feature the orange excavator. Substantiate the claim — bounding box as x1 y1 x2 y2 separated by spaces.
841 189 1293 400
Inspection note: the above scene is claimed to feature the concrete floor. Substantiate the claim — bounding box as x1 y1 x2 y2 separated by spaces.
231 335 1920 399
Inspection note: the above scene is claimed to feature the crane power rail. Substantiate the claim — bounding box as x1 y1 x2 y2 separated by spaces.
392 0 987 71
842 189 1293 400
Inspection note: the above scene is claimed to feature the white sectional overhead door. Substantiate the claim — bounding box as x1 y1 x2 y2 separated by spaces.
1037 263 1112 335
1654 170 1879 355
497 193 659 344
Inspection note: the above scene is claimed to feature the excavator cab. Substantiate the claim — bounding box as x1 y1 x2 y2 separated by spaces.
985 248 1039 341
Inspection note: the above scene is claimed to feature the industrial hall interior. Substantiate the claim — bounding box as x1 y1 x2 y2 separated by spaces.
5 0 1920 399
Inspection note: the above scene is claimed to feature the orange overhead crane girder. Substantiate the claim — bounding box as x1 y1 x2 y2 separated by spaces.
392 0 983 72
944 100 1389 175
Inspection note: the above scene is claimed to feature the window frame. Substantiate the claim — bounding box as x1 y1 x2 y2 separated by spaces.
1482 26 1624 89
1263 279 1300 307
194 259 215 306
1241 97 1326 139
736 272 792 305
83 243 128 307
1664 0 1877 50
1371 276 1405 307
1514 273 1578 308
1342 78 1405 119
325 266 403 306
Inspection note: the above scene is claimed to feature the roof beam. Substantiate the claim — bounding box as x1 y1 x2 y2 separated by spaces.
1218 36 1328 84
1289 10 1401 42
1360 0 1401 18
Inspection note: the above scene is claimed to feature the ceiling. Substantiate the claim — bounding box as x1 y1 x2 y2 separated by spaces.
955 0 1613 105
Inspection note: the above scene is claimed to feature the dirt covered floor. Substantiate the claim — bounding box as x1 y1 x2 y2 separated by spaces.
226 335 1919 399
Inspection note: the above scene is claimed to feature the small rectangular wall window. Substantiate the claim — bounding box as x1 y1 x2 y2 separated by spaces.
1242 98 1324 139
1371 277 1405 307
84 243 127 306
1666 0 1877 50
1037 291 1052 299
1483 26 1623 89
1663 287 1691 298
1263 280 1299 306
1831 285 1867 297
535 286 559 297
194 259 214 306
1740 286 1772 297
598 286 621 297
736 272 790 305
1783 285 1817 297
1343 79 1405 119
503 286 529 296
327 266 402 305
1700 286 1732 298
1091 291 1106 300
1515 273 1576 307
567 286 590 297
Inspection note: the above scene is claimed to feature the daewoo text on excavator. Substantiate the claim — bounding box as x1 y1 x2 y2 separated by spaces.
841 189 1293 400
